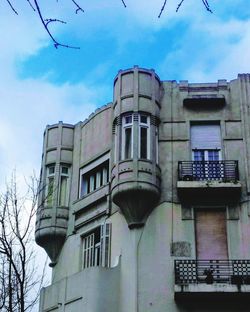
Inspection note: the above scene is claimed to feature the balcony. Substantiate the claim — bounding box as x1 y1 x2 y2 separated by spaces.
177 161 241 203
175 260 250 303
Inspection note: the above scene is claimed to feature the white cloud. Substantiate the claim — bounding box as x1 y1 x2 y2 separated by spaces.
0 2 111 189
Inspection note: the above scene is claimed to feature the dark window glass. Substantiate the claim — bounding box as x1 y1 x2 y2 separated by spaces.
140 115 147 124
125 128 132 159
140 127 147 159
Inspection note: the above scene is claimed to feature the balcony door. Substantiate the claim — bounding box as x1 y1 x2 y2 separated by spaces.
195 209 228 260
191 124 222 180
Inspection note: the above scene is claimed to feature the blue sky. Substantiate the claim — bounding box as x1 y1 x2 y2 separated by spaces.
0 0 250 186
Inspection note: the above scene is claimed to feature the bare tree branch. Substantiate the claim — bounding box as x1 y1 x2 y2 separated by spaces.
0 172 47 312
26 0 36 11
71 0 84 14
33 0 80 49
5 0 18 15
202 0 213 13
121 0 127 8
158 0 168 18
176 0 185 12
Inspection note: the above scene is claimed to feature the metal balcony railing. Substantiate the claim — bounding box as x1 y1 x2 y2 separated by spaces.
178 161 239 182
175 260 250 285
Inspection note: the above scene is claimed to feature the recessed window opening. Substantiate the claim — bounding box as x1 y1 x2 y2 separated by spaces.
82 223 111 269
139 114 150 159
191 124 222 180
59 165 69 206
46 164 55 207
80 160 109 197
122 114 133 160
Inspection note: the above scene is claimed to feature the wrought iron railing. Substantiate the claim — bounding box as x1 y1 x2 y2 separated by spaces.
175 260 250 285
178 161 239 182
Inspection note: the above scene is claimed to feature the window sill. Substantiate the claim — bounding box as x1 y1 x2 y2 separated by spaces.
73 184 109 214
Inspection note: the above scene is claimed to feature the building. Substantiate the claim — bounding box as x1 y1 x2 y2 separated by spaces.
35 67 250 311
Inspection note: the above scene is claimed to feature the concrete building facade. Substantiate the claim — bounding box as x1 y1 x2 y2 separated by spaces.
35 67 250 311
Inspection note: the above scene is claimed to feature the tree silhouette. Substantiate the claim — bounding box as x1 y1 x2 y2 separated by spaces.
0 172 47 312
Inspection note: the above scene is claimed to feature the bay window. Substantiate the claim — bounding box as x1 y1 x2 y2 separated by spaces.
120 113 153 161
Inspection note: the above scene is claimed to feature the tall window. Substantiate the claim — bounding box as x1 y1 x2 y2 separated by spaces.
191 124 222 180
59 166 69 206
191 124 221 160
80 160 109 197
120 113 152 161
122 114 133 159
155 126 159 164
46 165 55 206
82 223 111 269
139 114 150 159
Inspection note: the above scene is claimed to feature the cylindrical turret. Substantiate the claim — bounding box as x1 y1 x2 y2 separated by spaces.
111 67 162 228
35 122 74 266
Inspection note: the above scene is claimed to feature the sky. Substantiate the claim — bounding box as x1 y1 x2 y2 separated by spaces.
0 0 249 308
0 0 250 187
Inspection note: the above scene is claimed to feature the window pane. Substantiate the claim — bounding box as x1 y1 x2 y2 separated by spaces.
103 167 108 184
96 171 101 188
61 167 68 175
89 175 95 192
140 127 148 159
81 176 88 196
125 128 132 159
49 166 55 175
59 176 67 206
125 115 132 124
47 177 54 206
140 115 147 124
193 150 204 161
208 150 219 161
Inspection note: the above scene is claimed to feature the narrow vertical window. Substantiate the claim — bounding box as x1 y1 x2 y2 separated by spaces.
59 166 69 206
122 114 133 160
46 165 55 206
139 114 150 159
155 126 159 164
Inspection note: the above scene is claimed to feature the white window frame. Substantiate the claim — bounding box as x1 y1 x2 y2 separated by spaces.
192 149 222 161
138 114 150 160
122 114 133 160
81 222 111 269
79 153 110 198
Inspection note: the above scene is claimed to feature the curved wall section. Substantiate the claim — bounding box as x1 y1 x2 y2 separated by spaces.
111 67 161 228
35 122 74 265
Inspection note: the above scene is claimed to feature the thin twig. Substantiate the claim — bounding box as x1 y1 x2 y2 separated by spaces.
26 0 36 11
176 0 185 12
121 0 127 8
158 0 167 18
33 0 80 49
202 0 213 13
44 18 67 27
71 0 84 14
6 0 18 15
